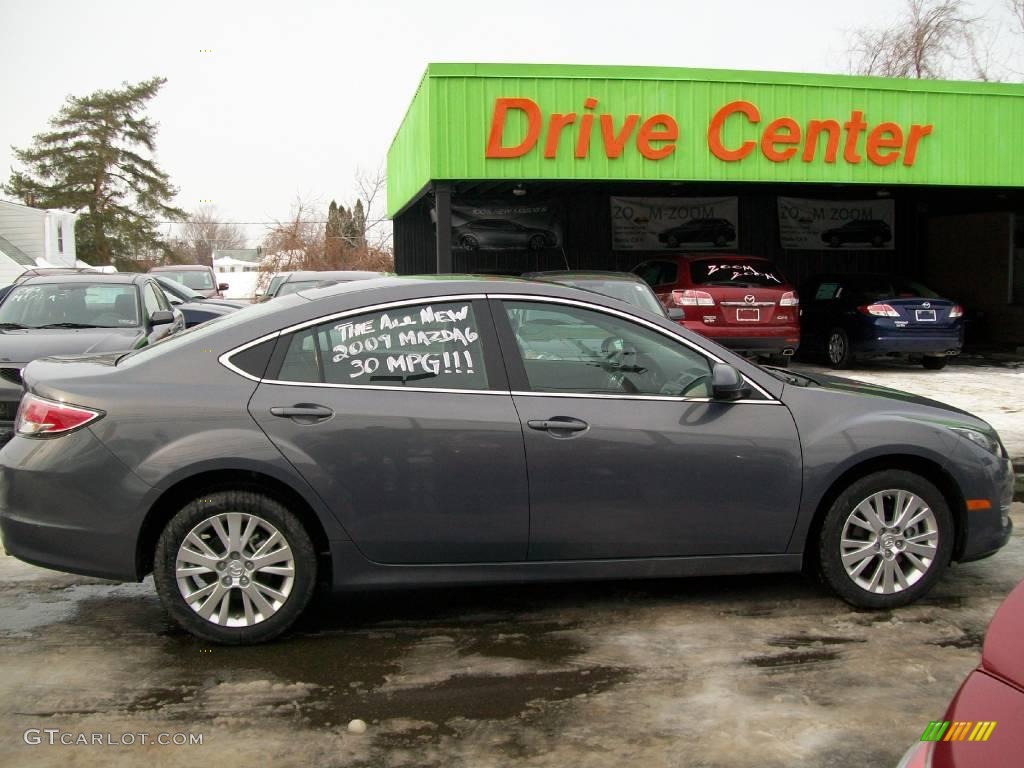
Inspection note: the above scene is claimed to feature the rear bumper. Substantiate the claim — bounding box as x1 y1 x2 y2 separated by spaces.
678 322 800 355
0 428 151 581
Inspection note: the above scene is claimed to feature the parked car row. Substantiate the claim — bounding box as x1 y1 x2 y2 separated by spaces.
0 273 1012 646
629 253 965 371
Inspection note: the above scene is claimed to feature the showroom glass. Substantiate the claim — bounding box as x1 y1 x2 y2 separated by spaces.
277 301 489 390
0 283 140 328
502 301 712 397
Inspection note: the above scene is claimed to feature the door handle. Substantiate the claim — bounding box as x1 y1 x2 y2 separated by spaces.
270 404 334 422
527 417 589 433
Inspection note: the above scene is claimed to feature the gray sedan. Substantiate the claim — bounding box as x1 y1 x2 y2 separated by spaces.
0 276 1014 644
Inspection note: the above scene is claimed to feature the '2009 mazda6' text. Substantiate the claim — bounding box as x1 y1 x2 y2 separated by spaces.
0 276 1013 644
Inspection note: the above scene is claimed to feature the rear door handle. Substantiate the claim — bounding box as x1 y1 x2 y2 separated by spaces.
269 404 334 422
527 417 589 433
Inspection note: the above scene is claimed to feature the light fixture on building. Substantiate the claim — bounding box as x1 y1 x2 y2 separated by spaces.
512 184 527 197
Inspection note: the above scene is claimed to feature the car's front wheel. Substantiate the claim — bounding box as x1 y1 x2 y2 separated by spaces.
817 470 953 608
154 491 317 644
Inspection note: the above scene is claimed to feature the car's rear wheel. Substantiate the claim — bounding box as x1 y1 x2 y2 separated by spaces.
154 491 317 644
817 470 953 608
829 235 841 247
666 235 680 248
826 328 851 368
529 235 546 250
459 234 479 250
922 356 948 370
713 234 728 246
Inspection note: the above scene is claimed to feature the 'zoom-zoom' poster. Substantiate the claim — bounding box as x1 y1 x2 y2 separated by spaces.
610 197 739 251
778 197 895 250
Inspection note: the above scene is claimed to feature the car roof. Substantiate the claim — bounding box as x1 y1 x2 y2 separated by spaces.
16 272 145 286
283 270 385 281
524 270 647 283
643 253 773 263
150 265 213 272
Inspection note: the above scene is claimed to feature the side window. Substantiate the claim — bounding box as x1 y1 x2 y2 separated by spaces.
142 283 161 319
813 281 841 301
502 300 712 398
276 301 490 391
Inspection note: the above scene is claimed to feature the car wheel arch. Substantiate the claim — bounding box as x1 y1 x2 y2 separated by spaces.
135 468 334 582
799 453 968 574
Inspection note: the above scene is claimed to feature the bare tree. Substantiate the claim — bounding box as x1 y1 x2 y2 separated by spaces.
849 0 984 79
170 206 247 266
1011 0 1024 33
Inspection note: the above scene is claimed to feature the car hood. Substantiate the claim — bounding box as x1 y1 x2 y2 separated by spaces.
788 370 980 421
0 328 143 363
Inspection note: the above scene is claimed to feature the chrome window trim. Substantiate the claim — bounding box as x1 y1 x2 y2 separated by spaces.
509 390 780 405
492 293 779 403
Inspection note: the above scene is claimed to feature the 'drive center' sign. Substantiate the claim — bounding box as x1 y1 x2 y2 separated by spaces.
485 98 933 168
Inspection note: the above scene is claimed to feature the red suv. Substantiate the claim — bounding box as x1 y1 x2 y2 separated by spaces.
633 254 800 363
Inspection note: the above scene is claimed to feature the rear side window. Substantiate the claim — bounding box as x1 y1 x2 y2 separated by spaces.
634 261 677 287
275 301 490 391
814 282 842 301
690 260 784 287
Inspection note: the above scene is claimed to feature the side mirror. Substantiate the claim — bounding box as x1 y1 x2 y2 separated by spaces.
218 283 230 291
711 363 750 401
667 307 684 321
150 310 174 326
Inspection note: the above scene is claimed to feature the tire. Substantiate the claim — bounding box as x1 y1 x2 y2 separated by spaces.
459 235 479 250
871 235 884 247
666 235 680 248
829 236 841 247
922 356 948 370
154 490 317 644
528 235 546 250
817 470 953 609
713 234 727 246
826 327 851 369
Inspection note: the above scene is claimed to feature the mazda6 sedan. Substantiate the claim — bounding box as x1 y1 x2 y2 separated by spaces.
0 276 1014 644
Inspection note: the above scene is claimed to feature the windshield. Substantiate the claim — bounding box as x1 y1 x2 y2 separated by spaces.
557 278 666 317
159 270 214 290
690 260 784 287
276 280 321 297
156 277 202 300
0 283 140 328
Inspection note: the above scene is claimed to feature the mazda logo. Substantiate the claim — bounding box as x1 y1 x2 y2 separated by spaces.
744 295 755 304
922 301 931 309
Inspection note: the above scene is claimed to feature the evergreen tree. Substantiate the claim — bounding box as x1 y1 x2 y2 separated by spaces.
351 199 367 247
5 76 187 268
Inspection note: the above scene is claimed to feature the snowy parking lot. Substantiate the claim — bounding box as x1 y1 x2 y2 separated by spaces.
1 358 1022 768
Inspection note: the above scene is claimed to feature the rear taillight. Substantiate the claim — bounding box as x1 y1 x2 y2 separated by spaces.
670 289 715 307
779 291 799 307
949 304 963 319
859 303 899 317
14 393 103 437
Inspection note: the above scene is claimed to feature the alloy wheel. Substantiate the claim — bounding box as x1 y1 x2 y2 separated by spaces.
175 512 296 627
828 332 846 365
840 489 939 594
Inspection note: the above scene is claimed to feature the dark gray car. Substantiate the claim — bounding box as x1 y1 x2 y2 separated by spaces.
0 276 1013 644
0 273 184 442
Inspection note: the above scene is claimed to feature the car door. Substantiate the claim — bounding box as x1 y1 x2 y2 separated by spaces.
247 296 530 564
491 296 802 560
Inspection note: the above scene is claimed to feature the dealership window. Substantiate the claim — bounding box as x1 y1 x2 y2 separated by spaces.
57 222 64 254
276 301 489 390
501 300 712 398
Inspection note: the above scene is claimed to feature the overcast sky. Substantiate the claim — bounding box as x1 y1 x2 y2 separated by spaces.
1 0 1020 246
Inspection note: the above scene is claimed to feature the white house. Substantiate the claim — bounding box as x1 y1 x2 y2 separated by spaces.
0 199 79 270
0 233 38 285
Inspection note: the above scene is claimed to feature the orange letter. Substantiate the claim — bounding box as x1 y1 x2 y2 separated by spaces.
866 122 904 166
575 97 598 158
637 114 678 160
544 113 576 158
843 110 868 163
708 100 759 161
903 124 933 166
599 114 640 159
486 98 541 158
802 119 840 163
761 117 801 162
